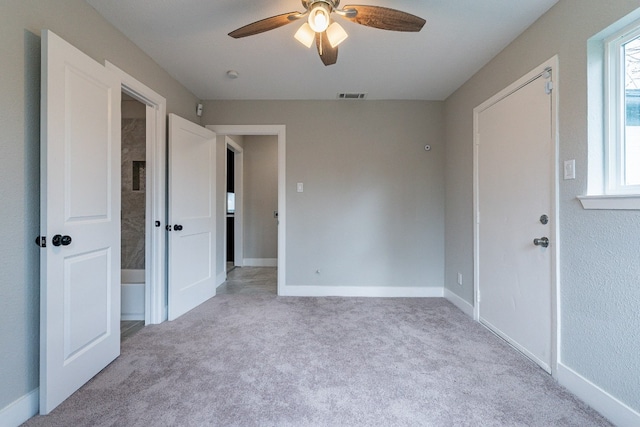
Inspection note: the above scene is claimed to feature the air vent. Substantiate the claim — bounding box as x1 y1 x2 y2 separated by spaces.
337 92 368 100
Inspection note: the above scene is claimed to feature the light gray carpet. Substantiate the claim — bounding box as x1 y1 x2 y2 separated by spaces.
24 278 610 426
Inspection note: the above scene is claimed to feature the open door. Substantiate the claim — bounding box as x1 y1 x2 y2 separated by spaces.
39 30 121 414
168 114 217 320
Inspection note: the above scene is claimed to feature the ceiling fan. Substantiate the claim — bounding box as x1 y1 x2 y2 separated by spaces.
228 0 426 66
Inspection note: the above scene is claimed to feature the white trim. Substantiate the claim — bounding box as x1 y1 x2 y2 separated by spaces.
0 388 39 427
473 56 559 376
105 61 167 325
244 258 278 267
557 363 640 427
444 288 474 317
206 125 286 295
216 271 226 287
120 314 144 321
280 286 444 298
578 194 640 210
604 20 640 196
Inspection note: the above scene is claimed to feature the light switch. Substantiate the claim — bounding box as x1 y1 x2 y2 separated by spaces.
564 159 575 180
297 182 304 192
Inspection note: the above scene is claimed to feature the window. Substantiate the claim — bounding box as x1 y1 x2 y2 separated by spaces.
582 12 640 210
606 24 640 194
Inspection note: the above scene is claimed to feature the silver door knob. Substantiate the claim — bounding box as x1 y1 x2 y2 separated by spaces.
533 237 549 248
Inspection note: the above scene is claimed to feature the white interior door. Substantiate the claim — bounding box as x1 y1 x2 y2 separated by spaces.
476 72 553 372
40 30 121 414
168 114 217 320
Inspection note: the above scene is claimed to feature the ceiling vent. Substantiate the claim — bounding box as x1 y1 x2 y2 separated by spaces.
337 92 367 100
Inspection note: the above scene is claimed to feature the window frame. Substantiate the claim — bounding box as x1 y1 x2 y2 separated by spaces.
604 22 640 195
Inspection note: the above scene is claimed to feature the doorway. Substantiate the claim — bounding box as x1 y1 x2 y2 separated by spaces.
473 57 558 374
226 147 235 272
106 61 168 325
225 137 244 273
120 93 146 337
208 125 286 295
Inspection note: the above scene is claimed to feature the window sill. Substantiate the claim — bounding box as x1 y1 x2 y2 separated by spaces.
578 194 640 210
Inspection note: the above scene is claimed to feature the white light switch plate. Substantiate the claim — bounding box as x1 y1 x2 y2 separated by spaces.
297 182 304 192
564 159 576 180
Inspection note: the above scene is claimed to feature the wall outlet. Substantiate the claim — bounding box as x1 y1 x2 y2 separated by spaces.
457 272 463 286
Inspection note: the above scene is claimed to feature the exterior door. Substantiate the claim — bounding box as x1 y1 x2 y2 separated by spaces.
476 70 554 372
168 114 217 320
40 30 121 414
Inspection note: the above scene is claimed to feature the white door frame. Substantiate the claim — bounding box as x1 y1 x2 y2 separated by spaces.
106 62 167 324
472 56 559 376
207 125 286 295
225 136 244 269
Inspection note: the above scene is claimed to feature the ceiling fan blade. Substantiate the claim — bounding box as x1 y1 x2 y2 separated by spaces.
316 31 338 66
228 12 300 38
342 5 426 32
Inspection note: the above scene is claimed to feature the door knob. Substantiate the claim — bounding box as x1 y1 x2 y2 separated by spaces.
533 237 549 248
174 224 183 231
51 234 62 247
51 234 72 247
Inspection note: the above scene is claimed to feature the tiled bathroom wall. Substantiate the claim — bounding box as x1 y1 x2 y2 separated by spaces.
121 117 146 269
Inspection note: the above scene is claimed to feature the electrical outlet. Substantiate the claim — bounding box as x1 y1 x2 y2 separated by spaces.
457 273 463 286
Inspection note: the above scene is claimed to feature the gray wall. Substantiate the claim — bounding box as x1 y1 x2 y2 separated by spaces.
444 0 640 412
203 101 445 289
243 135 278 261
0 0 199 412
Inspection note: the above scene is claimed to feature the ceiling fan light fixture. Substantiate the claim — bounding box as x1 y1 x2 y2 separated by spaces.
308 2 331 33
326 22 348 48
294 23 315 48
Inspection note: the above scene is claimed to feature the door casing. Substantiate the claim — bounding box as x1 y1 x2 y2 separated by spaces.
207 125 286 295
105 62 167 325
472 56 560 377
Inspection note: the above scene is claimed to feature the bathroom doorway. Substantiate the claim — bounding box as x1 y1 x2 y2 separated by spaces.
107 61 168 326
120 93 146 338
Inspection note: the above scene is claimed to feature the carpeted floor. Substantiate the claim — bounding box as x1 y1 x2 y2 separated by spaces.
24 269 610 426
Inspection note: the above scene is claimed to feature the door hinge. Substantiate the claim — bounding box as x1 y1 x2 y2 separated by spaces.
35 236 46 248
545 81 553 95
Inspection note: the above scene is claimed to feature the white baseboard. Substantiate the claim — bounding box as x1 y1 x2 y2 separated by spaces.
280 285 444 298
244 258 277 267
120 313 144 321
557 363 640 426
0 388 39 427
444 288 474 317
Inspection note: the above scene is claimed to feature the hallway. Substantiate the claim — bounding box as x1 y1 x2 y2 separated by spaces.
217 267 277 295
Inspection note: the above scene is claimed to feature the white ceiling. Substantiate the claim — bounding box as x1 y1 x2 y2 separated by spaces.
86 0 559 101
